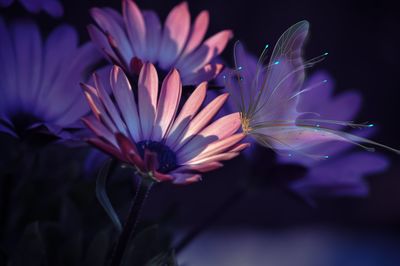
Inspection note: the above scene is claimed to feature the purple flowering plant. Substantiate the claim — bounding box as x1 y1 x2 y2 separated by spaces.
0 1 399 265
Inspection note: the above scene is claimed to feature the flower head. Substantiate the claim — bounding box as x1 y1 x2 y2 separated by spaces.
0 0 63 17
88 0 232 85
0 18 100 142
81 64 248 184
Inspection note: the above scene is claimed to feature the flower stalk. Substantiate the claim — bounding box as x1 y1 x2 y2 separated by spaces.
110 176 154 266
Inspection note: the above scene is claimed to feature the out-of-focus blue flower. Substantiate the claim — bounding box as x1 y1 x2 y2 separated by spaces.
0 0 63 17
0 17 100 142
218 43 389 202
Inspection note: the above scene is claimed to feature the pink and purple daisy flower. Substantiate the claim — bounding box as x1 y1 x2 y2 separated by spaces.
88 0 232 85
81 64 248 184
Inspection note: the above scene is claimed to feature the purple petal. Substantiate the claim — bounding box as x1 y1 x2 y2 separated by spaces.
159 2 191 69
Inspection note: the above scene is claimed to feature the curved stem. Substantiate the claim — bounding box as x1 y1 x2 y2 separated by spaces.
175 187 247 255
110 177 154 266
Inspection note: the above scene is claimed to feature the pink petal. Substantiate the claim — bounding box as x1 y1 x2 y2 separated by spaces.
173 162 223 173
110 66 142 142
177 113 242 163
181 63 224 84
82 116 116 146
138 63 159 140
91 7 133 60
82 84 117 134
93 73 128 135
153 171 174 182
142 10 162 62
177 30 232 75
159 2 190 69
115 133 144 168
87 24 114 62
173 93 229 150
229 142 251 153
180 10 209 56
172 173 202 184
166 82 207 147
153 69 182 141
188 152 239 165
88 138 125 162
184 133 245 164
122 0 146 58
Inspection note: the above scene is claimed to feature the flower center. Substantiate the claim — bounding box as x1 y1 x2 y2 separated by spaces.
240 113 252 134
136 140 178 174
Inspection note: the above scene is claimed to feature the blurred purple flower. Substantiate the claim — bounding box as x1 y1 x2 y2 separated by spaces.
81 64 247 184
278 71 389 203
88 0 232 85
0 18 100 142
219 43 389 202
0 0 63 17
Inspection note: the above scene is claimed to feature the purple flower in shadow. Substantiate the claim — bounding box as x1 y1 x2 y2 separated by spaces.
217 43 389 203
278 71 389 203
88 0 232 85
0 18 100 143
0 0 63 17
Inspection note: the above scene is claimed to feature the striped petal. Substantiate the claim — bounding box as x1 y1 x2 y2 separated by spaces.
173 93 229 150
110 66 141 142
93 73 127 135
188 152 239 165
159 2 190 69
180 10 209 57
138 63 159 140
142 10 161 62
173 162 223 173
172 173 202 185
166 82 207 147
177 113 242 163
153 69 182 141
177 30 232 75
122 0 146 57
183 133 245 164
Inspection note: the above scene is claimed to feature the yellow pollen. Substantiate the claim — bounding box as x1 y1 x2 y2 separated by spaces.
240 113 252 134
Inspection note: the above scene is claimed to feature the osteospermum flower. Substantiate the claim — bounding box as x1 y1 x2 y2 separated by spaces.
0 18 100 141
88 0 232 85
226 20 399 157
0 0 63 17
81 64 248 184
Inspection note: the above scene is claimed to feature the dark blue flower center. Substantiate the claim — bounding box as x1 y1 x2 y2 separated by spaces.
2 112 58 146
136 140 177 174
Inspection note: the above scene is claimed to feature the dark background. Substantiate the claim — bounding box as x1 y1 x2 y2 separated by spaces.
2 0 400 235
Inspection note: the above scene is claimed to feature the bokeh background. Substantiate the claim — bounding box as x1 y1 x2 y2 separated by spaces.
1 0 400 265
